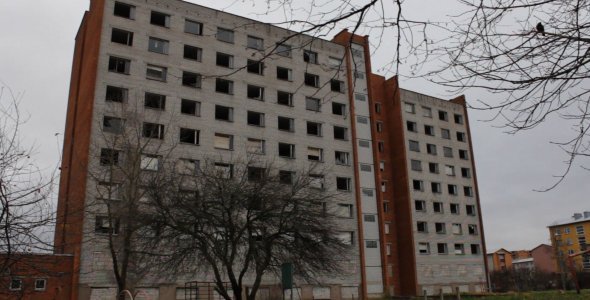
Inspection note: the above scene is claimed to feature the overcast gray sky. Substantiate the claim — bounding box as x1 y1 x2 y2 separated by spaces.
0 0 587 252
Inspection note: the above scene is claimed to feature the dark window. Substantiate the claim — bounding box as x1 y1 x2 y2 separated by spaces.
450 203 460 214
307 122 322 136
426 144 437 155
34 279 46 291
148 37 169 54
247 111 264 126
336 177 351 191
182 71 201 88
111 28 133 45
333 126 348 140
454 114 464 124
179 128 199 145
471 244 480 255
106 86 127 102
279 170 294 184
181 99 200 116
464 186 474 197
436 223 446 234
103 116 124 134
332 102 346 116
461 167 471 178
457 132 466 142
144 92 166 110
437 243 448 254
142 122 165 139
304 73 319 87
407 121 417 132
247 85 264 101
303 50 318 64
417 221 428 233
413 180 423 191
415 200 426 211
466 205 476 216
217 28 234 43
278 116 295 132
150 11 170 27
216 52 234 68
248 166 266 181
448 184 458 195
429 163 439 174
335 151 350 165
439 110 448 121
433 202 443 213
184 45 202 61
247 60 264 75
275 43 292 57
184 19 203 35
375 103 382 114
216 78 234 94
468 224 478 235
277 67 292 81
278 143 295 158
424 125 434 136
331 79 344 93
247 36 264 50
277 91 293 106
108 56 130 74
215 105 233 122
95 216 120 234
459 149 469 160
114 2 135 19
100 149 119 166
431 182 441 193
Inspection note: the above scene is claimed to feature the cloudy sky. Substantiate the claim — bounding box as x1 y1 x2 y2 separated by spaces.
0 0 587 252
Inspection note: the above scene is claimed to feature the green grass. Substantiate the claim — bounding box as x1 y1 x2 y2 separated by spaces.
463 289 590 299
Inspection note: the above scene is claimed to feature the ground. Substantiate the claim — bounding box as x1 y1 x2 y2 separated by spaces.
463 289 590 299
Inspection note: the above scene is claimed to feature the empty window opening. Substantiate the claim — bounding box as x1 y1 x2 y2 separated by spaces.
332 102 346 116
182 71 201 88
303 50 318 64
247 60 264 75
179 128 199 145
333 126 348 140
108 56 130 74
278 116 295 132
106 86 127 102
184 45 202 61
181 99 200 116
277 91 293 106
144 92 165 110
331 80 345 93
150 11 170 27
304 73 320 87
307 122 322 136
111 28 133 45
114 2 135 19
247 85 264 100
142 122 165 139
278 143 295 158
215 105 233 122
216 52 234 68
247 111 265 127
277 67 292 81
216 78 234 94
337 177 352 191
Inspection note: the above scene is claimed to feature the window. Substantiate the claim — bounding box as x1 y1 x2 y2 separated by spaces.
176 159 200 175
375 102 382 114
337 177 352 191
275 43 292 57
466 205 476 216
411 160 422 171
181 99 200 116
381 181 387 192
217 27 234 43
333 126 348 140
459 149 469 160
278 116 295 132
331 79 345 93
461 167 471 178
216 52 234 68
276 66 293 81
214 163 233 178
437 243 448 254
576 225 585 235
443 147 453 158
378 141 385 153
433 202 444 213
214 133 233 150
247 35 264 50
404 102 415 114
303 50 318 64
277 91 293 106
34 278 47 291
307 122 322 136
336 204 354 218
100 149 119 166
216 78 234 94
406 121 417 132
247 138 265 154
146 64 167 81
355 93 366 101
422 106 432 118
103 116 124 134
454 244 465 255
307 147 323 161
464 186 474 197
179 128 199 145
150 11 170 27
376 122 383 132
95 216 120 234
354 71 365 79
450 203 460 214
468 224 478 235
106 85 127 102
409 140 420 152
338 231 354 245
328 56 343 69
96 181 121 200
148 37 169 54
454 114 464 124
452 224 463 235
247 167 266 182
435 223 446 234
184 45 202 61
457 132 467 142
471 244 481 255
111 28 133 45
439 110 448 121
332 102 346 116
448 184 458 195
306 97 321 111
278 170 294 184
424 125 434 136
417 221 428 233
114 2 135 19
184 19 203 35
305 73 320 87
309 174 324 189
10 278 22 291
140 154 160 171
335 151 350 165
565 227 571 234
426 144 437 155
379 161 385 171
418 243 430 254
247 85 265 101
247 111 265 127
441 129 450 139
356 116 369 125
384 223 391 234
415 200 426 212
445 165 455 176
358 140 371 148
383 201 389 212
413 180 424 191
431 182 441 193
182 71 201 88
278 143 295 158
145 92 166 110
360 164 372 172
215 105 233 122
108 56 130 74
247 60 264 75
142 122 165 139
429 162 439 174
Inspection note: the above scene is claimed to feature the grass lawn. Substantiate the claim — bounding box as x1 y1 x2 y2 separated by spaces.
463 289 590 299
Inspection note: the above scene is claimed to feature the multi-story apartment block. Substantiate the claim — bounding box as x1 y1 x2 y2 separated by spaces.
549 212 590 272
49 0 488 299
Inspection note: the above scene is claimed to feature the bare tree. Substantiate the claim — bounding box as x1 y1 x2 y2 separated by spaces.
0 83 55 277
138 157 351 300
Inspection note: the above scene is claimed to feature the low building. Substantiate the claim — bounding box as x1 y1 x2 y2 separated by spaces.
487 244 557 274
548 212 590 272
487 248 513 272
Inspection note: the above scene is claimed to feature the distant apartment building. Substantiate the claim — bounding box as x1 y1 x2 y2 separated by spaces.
487 244 557 274
40 0 488 299
487 249 513 272
549 212 590 272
